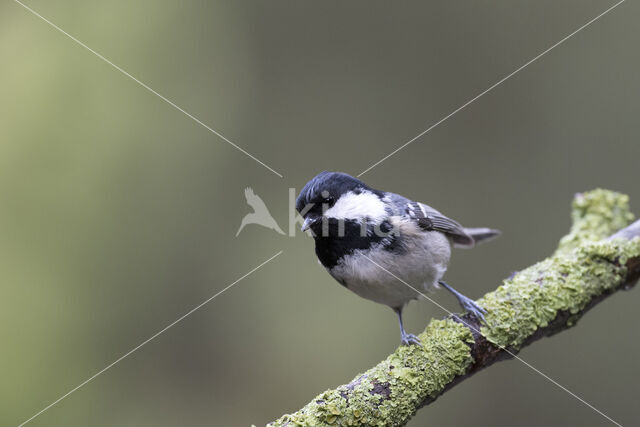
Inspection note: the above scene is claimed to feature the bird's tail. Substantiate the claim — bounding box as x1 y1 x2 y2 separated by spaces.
464 227 501 245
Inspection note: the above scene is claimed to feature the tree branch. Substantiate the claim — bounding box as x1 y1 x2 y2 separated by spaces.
268 190 640 427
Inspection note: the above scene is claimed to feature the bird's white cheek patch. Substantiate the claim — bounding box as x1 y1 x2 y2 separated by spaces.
324 191 387 223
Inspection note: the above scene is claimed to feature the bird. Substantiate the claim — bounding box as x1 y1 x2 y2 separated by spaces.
296 171 499 345
236 187 285 236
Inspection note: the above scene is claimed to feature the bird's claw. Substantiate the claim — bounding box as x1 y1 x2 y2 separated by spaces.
401 333 422 346
460 298 488 323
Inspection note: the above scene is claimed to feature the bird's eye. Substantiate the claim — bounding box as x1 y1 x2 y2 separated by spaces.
323 197 335 207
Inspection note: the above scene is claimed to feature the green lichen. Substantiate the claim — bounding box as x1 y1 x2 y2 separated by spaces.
556 189 634 255
479 237 640 348
479 189 639 348
269 190 640 427
269 319 474 427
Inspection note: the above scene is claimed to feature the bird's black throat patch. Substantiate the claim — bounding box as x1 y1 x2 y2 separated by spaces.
312 219 398 269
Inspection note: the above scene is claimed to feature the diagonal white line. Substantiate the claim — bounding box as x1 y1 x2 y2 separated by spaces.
357 0 626 177
13 0 284 178
361 253 623 427
17 251 284 427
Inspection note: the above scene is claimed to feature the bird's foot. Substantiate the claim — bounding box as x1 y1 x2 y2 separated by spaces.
458 296 488 323
400 333 422 346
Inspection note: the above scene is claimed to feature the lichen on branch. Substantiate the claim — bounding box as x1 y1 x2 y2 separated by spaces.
269 189 640 427
557 189 635 255
271 320 473 427
480 190 639 349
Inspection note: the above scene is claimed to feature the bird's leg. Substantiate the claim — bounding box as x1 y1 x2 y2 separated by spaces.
393 307 421 346
438 280 487 322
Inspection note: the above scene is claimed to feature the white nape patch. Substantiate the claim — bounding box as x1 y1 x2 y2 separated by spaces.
324 191 387 223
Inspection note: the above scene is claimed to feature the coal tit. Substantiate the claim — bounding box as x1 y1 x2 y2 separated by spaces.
296 171 499 345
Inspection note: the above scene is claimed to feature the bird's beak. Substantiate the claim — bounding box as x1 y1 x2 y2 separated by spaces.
301 216 318 232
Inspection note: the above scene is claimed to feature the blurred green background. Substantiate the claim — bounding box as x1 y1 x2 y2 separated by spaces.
1 1 639 426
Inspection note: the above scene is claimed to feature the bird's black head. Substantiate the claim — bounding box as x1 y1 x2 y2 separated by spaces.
296 171 367 213
296 172 395 269
296 171 379 233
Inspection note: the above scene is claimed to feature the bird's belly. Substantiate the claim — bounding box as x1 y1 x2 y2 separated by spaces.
338 270 419 308
329 232 451 308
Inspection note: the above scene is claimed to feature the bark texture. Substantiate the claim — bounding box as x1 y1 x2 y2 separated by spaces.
269 190 640 427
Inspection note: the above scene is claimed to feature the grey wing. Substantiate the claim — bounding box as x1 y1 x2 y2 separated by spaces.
385 192 499 247
404 200 475 247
